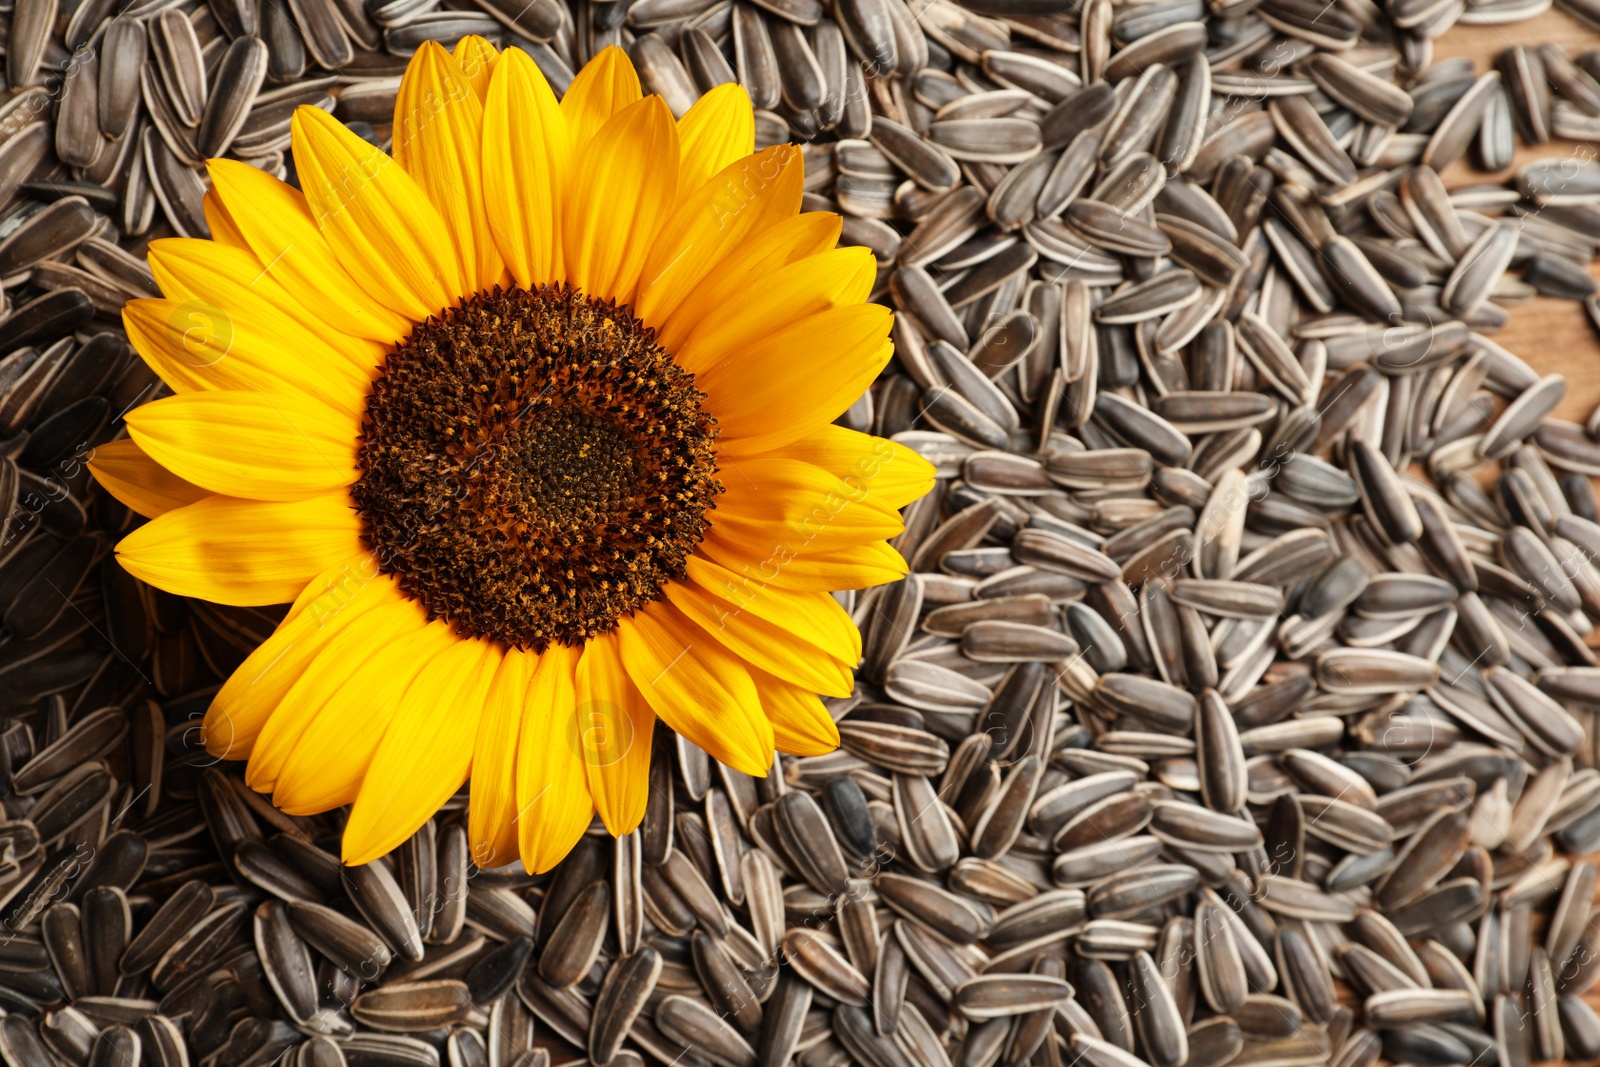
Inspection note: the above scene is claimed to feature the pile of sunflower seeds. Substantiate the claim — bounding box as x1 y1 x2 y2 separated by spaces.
12 0 1600 1060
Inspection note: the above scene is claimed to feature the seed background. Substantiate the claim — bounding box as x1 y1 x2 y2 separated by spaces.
1413 55 1600 1059
1437 6 1600 427
0 0 1600 1062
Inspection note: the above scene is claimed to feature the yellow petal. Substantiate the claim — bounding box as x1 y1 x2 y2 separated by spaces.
666 565 855 696
483 47 570 288
708 457 907 560
617 602 772 775
121 296 371 421
562 45 641 154
563 95 678 304
706 511 904 563
344 638 500 864
202 191 251 251
146 239 383 370
453 35 499 100
753 665 841 756
469 648 534 868
88 437 207 519
518 642 595 872
270 617 459 815
697 537 908 592
115 492 363 606
687 555 861 662
207 158 412 344
142 241 382 412
675 246 877 375
765 425 938 511
292 104 463 320
676 83 755 197
205 554 401 760
245 595 434 790
576 632 655 835
653 211 842 353
700 308 893 455
634 144 801 331
126 390 359 502
393 42 504 295
282 549 379 623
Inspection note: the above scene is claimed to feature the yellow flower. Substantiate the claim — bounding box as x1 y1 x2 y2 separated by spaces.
90 40 934 872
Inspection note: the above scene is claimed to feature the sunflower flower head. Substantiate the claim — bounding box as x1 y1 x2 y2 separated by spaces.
89 40 935 873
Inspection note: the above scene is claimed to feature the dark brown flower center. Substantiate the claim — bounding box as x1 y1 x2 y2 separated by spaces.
353 285 721 650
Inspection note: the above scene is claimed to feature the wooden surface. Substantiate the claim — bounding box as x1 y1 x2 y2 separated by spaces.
1434 8 1600 424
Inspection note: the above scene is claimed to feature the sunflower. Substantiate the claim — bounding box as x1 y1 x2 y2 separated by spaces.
89 39 933 872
